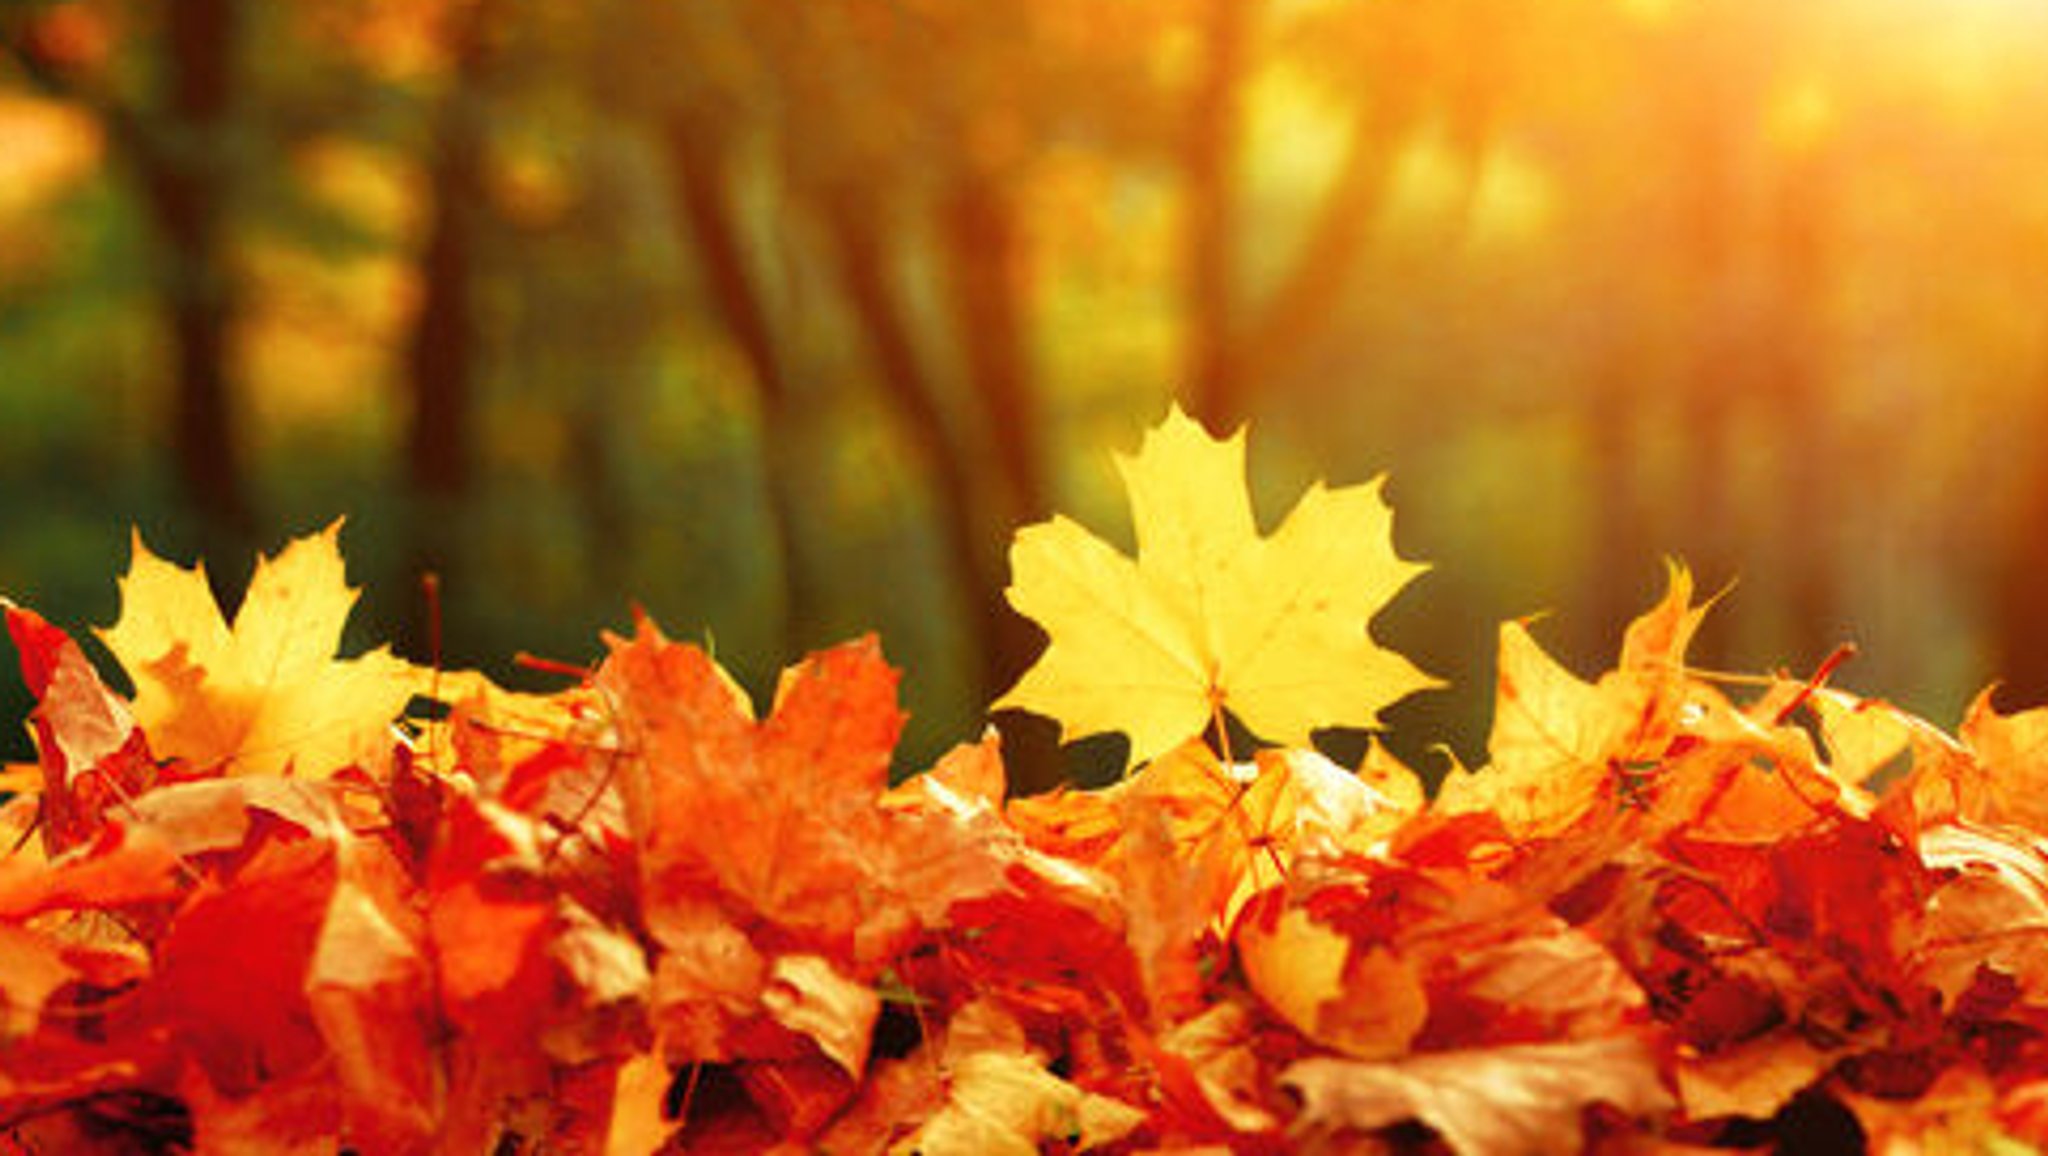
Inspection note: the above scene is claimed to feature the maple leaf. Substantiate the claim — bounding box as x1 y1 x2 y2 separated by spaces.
598 622 910 949
1935 690 2048 834
97 522 422 778
0 818 186 919
1148 1001 1282 1137
5 603 156 852
1439 564 1721 836
1836 1066 2031 1156
759 953 880 1078
884 999 1146 1156
1673 1033 1834 1121
1802 686 1920 787
1237 898 1427 1059
891 1051 1144 1155
602 1050 676 1156
1913 821 2048 1004
1281 1035 1673 1156
1111 794 1226 1020
996 405 1439 768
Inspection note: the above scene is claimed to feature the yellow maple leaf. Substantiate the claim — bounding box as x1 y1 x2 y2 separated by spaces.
995 405 1439 768
98 521 422 778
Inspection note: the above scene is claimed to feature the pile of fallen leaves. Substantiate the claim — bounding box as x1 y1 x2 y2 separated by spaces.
7 409 2048 1154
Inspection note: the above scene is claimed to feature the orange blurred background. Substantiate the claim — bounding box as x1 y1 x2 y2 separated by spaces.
4 0 2048 786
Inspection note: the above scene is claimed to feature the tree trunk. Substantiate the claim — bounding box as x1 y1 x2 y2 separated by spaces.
664 116 819 652
145 0 251 583
1582 343 1651 663
1759 143 1835 671
1669 83 1742 668
1236 92 1412 398
16 0 253 581
817 183 1065 788
666 123 785 413
1184 12 1413 432
406 137 480 503
1183 0 1253 429
401 0 496 660
935 165 1067 790
941 166 1044 527
817 185 998 648
1995 418 2048 707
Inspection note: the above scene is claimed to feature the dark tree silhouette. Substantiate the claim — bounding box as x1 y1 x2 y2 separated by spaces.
13 0 255 586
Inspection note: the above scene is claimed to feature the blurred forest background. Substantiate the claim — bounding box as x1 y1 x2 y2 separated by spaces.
5 0 2048 788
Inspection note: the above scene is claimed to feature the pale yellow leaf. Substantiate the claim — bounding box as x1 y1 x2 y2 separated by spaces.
888 1050 1145 1156
1282 1036 1673 1156
761 952 879 1078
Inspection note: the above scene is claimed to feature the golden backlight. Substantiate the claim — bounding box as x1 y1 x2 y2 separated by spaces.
8 0 2048 779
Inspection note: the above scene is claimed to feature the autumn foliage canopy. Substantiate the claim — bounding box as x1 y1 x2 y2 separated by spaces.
8 409 2048 1153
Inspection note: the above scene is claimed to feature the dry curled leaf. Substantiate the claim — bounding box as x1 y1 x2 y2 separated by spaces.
1282 1036 1673 1156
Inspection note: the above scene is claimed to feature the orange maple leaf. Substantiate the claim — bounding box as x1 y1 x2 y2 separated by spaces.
1438 563 1722 837
597 620 904 946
